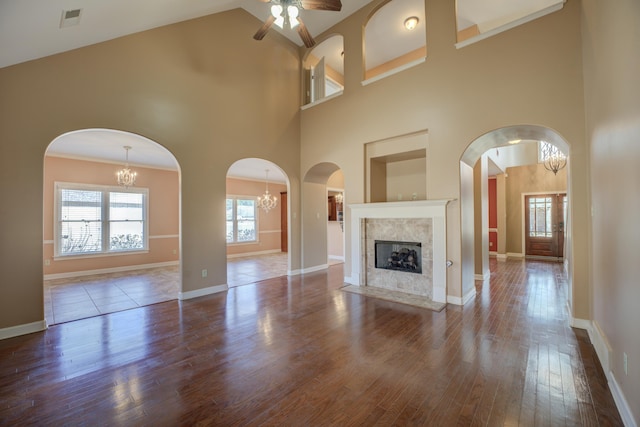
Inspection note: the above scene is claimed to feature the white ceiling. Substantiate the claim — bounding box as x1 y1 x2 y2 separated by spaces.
1 0 558 70
13 0 556 180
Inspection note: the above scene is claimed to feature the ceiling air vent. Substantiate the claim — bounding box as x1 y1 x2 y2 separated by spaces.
60 9 82 28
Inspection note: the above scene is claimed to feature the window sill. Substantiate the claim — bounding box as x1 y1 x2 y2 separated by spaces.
361 57 426 87
226 241 259 246
301 91 343 110
54 249 149 261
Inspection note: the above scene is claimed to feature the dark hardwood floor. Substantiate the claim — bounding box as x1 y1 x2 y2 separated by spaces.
0 259 623 425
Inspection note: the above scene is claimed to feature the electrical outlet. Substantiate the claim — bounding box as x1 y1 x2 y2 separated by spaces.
44 259 50 266
202 269 207 278
489 242 493 247
172 249 177 255
624 352 628 375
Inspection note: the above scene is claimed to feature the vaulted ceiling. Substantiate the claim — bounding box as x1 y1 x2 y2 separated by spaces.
7 0 559 178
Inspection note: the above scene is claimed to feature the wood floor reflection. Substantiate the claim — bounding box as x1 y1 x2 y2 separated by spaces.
5 259 623 425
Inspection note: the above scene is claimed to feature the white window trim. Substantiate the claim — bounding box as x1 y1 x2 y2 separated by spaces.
54 182 149 259
226 195 259 245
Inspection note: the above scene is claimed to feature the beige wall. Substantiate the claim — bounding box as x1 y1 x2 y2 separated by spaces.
43 156 179 275
473 156 488 277
300 0 586 303
0 8 301 330
582 0 640 419
504 163 567 255
386 157 427 202
226 177 286 256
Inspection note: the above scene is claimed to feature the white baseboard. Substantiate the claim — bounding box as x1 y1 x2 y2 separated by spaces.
328 255 345 261
474 270 490 281
178 284 227 300
570 316 637 427
302 264 328 274
589 320 612 374
608 371 638 427
507 252 524 258
287 269 302 276
0 320 47 340
496 253 508 261
44 261 179 280
344 276 356 285
447 287 476 305
226 249 281 259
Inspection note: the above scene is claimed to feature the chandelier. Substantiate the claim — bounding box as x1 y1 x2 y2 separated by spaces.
116 145 137 188
541 142 567 175
334 192 344 204
257 169 278 213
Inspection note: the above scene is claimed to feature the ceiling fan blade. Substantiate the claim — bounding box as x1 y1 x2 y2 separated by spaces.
253 15 276 41
296 17 316 48
300 0 342 12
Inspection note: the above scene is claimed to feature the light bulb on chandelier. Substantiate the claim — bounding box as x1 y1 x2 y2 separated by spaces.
116 145 137 188
257 169 278 213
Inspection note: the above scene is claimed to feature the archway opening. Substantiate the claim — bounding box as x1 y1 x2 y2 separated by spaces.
460 125 571 305
302 162 344 272
43 128 181 325
226 158 290 287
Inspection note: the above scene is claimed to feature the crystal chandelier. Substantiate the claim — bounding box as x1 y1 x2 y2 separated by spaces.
257 169 278 213
334 192 343 204
116 145 137 188
541 142 567 175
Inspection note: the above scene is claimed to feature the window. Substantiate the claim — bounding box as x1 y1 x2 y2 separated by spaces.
539 141 562 162
55 183 148 257
226 197 257 243
528 196 553 237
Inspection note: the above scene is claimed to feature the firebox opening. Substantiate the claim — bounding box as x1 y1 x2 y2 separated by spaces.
375 240 422 274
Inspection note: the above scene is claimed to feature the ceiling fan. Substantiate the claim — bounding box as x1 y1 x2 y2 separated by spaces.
253 0 342 48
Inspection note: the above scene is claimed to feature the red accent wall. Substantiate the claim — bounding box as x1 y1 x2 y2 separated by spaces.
488 178 497 228
489 178 497 251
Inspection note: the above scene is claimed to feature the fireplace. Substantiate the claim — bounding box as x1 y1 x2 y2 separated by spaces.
347 200 452 304
375 240 422 274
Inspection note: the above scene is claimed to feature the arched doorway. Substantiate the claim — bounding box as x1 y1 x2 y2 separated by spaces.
460 125 571 306
302 162 345 272
43 129 181 324
226 158 291 287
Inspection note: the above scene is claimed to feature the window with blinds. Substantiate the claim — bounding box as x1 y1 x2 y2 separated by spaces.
55 183 148 257
226 197 257 244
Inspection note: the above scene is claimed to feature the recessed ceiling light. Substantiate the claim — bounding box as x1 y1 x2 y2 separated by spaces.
404 16 419 31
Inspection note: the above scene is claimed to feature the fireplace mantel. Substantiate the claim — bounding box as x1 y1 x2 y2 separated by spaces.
347 200 453 304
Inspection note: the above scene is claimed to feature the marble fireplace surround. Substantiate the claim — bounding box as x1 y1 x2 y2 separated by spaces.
346 200 451 304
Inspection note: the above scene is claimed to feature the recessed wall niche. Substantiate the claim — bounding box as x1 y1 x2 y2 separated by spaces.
365 131 427 203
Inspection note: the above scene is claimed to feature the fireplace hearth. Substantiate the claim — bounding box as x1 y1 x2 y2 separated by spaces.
375 240 422 274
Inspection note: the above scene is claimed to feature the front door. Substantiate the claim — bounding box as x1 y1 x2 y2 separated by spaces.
525 194 566 259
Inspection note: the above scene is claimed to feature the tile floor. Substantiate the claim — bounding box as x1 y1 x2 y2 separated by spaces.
44 253 343 325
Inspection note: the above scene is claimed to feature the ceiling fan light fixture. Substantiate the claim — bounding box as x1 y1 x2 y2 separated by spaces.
288 5 299 28
404 16 419 30
271 4 283 17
